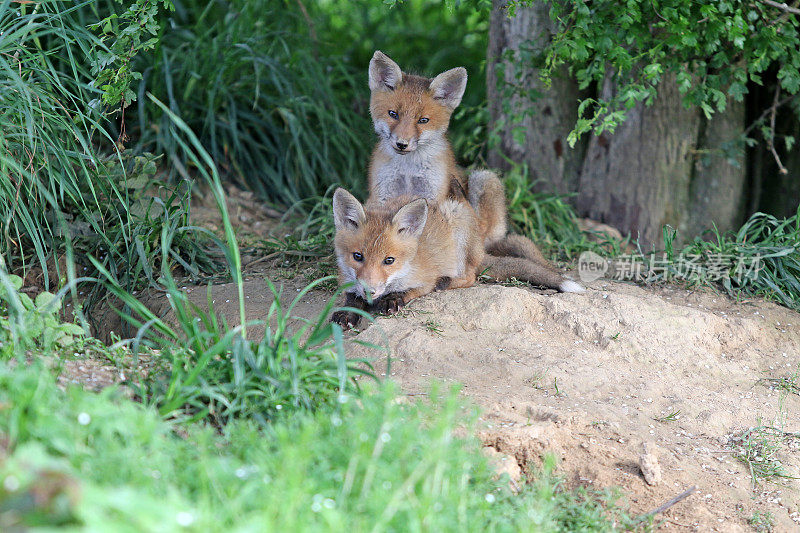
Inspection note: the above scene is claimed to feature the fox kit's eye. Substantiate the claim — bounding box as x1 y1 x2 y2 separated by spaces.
418 117 429 124
388 110 399 120
383 257 395 265
353 252 363 262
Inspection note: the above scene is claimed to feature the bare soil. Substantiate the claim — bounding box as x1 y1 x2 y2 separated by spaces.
346 280 800 532
85 270 797 532
67 187 800 531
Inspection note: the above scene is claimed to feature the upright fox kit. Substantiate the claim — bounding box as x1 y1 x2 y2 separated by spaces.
331 186 582 330
367 50 507 248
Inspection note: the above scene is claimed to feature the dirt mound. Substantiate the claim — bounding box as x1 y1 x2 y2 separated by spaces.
97 270 800 531
345 281 800 531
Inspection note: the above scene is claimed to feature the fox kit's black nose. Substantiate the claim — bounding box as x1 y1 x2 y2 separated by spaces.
395 141 408 150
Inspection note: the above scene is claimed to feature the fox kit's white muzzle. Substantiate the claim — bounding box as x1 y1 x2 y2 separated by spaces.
353 278 387 300
366 284 387 300
390 135 417 153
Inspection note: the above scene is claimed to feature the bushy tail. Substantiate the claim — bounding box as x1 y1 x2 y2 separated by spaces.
486 234 557 271
481 255 584 293
467 169 507 247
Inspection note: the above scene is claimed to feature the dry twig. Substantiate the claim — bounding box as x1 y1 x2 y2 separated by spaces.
767 84 789 175
640 486 698 519
760 0 800 15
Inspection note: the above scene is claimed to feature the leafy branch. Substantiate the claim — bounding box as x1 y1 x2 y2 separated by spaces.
89 0 174 113
509 0 800 151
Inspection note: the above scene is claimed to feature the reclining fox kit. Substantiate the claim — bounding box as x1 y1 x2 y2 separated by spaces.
331 51 583 329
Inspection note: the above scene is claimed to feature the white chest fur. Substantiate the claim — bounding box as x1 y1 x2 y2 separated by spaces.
372 141 449 203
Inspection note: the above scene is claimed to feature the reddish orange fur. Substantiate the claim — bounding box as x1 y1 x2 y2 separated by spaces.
369 78 453 145
368 73 468 202
334 191 483 306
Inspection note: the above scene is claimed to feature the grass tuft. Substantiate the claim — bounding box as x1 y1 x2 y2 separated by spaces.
679 207 800 310
424 319 444 336
758 366 800 396
0 1 223 322
504 162 628 262
635 206 800 311
0 0 114 275
0 362 639 531
748 510 775 533
730 425 800 487
133 0 371 206
653 410 681 423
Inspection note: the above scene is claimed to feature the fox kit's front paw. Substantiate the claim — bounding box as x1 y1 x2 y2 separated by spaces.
434 276 452 291
373 292 406 315
331 310 362 330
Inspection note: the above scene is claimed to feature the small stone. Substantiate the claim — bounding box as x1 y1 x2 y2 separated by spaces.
639 441 662 486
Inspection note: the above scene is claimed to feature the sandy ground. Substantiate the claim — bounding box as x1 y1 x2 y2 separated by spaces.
348 280 800 532
91 271 798 532
65 186 800 531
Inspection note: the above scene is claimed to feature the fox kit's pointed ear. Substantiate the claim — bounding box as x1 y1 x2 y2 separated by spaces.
429 67 467 109
369 51 402 92
332 188 366 230
392 198 428 239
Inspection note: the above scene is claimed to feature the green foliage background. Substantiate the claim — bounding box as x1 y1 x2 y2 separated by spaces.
0 2 798 528
125 0 492 204
525 0 800 146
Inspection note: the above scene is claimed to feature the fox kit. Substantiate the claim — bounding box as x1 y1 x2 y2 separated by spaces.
330 185 583 330
367 50 508 248
330 186 482 328
367 50 567 278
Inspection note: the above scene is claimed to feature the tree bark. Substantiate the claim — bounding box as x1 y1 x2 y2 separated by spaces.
487 0 587 195
685 96 747 237
576 73 700 246
488 2 751 247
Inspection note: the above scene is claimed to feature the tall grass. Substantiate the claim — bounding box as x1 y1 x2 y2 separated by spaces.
126 0 493 208
0 0 112 276
504 162 628 261
133 0 371 206
0 0 220 319
91 95 377 424
0 362 639 531
2 0 377 423
102 269 376 425
671 206 800 310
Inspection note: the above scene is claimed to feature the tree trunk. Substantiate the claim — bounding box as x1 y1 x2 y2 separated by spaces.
576 73 700 246
486 0 587 195
488 2 751 247
685 96 747 237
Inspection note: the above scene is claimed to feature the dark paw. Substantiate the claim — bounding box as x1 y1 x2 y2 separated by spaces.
331 310 361 330
434 277 452 291
373 292 406 315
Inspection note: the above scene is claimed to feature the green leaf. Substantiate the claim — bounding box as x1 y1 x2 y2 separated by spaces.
9 275 23 291
34 292 57 309
19 294 34 311
60 323 86 336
